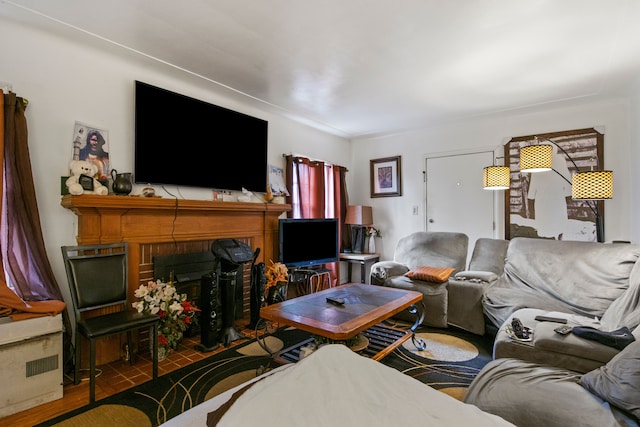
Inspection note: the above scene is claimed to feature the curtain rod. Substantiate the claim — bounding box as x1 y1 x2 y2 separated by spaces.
0 80 13 92
0 81 29 107
282 153 348 172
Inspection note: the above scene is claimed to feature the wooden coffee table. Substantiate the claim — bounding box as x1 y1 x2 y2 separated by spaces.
260 283 426 361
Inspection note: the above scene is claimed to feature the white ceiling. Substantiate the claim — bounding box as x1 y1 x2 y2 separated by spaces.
3 0 640 139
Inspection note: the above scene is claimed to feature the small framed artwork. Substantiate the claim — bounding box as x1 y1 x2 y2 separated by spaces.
370 156 402 198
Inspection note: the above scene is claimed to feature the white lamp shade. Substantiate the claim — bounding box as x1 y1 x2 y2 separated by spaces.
572 170 613 200
483 166 510 190
520 144 552 172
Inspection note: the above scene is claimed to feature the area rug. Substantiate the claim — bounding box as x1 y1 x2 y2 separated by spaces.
38 325 493 426
37 327 309 427
383 324 494 400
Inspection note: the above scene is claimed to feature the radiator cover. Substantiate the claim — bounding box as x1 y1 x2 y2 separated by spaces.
0 314 63 417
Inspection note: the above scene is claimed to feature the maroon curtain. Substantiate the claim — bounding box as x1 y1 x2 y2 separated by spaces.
286 155 326 219
334 165 350 253
285 155 349 286
1 91 63 301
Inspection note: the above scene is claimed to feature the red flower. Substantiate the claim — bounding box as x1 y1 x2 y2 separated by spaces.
158 334 169 346
181 300 200 312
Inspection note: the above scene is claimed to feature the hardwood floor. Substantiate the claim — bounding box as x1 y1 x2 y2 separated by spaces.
1 321 261 426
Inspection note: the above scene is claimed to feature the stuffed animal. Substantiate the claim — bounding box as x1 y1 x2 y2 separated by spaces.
66 160 108 195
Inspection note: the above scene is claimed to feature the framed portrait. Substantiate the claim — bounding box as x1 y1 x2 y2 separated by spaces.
71 121 110 181
505 128 604 242
370 156 402 198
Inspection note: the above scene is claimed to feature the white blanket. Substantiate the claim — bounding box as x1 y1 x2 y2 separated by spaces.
163 344 514 427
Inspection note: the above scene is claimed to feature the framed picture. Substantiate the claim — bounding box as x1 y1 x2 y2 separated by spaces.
71 121 110 181
370 156 402 198
505 128 604 242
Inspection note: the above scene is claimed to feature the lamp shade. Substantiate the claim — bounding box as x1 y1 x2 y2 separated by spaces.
345 205 373 225
572 170 613 200
483 166 510 190
520 144 553 172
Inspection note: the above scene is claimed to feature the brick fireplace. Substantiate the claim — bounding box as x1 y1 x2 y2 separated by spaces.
62 194 290 363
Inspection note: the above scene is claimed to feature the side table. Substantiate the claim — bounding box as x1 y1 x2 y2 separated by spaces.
339 253 380 284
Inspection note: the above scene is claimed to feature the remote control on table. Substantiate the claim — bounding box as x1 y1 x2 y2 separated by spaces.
326 296 345 306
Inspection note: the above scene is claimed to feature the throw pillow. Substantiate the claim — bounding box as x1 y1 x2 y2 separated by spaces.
405 266 455 283
579 340 640 418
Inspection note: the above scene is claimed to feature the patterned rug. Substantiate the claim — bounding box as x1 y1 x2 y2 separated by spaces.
38 325 493 426
384 324 494 400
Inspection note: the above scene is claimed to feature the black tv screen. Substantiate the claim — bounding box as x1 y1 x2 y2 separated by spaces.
134 81 268 192
279 218 339 267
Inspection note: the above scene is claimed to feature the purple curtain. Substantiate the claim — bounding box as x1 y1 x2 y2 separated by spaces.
1 91 63 301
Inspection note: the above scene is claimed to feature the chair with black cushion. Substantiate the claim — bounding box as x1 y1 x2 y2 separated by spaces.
61 242 159 403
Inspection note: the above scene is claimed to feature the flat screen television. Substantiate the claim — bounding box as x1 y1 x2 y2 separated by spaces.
134 81 268 192
278 218 339 268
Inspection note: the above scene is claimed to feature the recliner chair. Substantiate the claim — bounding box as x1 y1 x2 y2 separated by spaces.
370 232 468 327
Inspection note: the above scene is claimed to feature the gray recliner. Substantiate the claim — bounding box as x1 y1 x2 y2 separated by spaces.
447 238 509 335
370 231 468 328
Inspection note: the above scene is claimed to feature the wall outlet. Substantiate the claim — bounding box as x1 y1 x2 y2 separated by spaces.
412 205 419 215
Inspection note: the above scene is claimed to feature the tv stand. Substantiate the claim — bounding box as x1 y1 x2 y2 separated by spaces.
288 266 332 295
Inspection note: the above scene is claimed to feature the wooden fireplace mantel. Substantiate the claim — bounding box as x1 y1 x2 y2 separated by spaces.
62 194 291 364
61 194 291 281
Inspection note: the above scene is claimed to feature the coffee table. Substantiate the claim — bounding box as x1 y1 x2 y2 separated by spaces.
259 283 426 361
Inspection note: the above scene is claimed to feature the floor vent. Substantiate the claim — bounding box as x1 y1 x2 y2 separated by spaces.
26 354 58 377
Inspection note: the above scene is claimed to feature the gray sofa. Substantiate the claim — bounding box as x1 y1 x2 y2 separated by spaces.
447 238 509 335
370 232 468 328
464 339 640 427
459 237 640 372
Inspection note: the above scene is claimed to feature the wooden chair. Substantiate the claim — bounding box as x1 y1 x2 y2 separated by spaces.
61 242 159 403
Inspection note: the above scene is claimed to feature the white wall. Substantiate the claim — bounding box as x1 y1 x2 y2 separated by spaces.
0 15 350 305
351 98 635 261
2 12 639 299
629 79 640 245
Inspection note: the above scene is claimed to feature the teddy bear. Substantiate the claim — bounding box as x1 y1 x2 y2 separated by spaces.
66 160 108 195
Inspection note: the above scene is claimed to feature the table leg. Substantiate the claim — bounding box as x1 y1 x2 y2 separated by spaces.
408 302 426 350
256 319 277 356
360 262 365 283
347 263 352 283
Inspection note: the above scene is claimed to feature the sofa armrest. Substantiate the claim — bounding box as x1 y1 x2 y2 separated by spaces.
370 261 410 285
453 270 498 284
534 322 619 365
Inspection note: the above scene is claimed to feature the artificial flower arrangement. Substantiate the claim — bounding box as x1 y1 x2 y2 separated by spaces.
132 279 200 354
366 226 382 238
264 260 289 303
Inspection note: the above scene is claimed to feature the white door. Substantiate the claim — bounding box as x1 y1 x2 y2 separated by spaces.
425 150 499 264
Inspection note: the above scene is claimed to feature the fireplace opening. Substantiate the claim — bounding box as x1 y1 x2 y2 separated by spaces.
153 251 246 337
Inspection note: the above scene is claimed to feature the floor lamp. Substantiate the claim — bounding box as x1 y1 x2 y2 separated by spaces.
483 136 613 242
345 205 373 253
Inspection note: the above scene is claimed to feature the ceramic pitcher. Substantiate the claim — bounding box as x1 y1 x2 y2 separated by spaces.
111 170 132 195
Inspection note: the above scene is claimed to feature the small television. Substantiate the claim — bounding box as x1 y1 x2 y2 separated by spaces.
278 218 339 268
134 81 268 192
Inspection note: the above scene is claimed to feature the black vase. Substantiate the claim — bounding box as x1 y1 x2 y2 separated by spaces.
267 282 287 304
111 170 132 195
